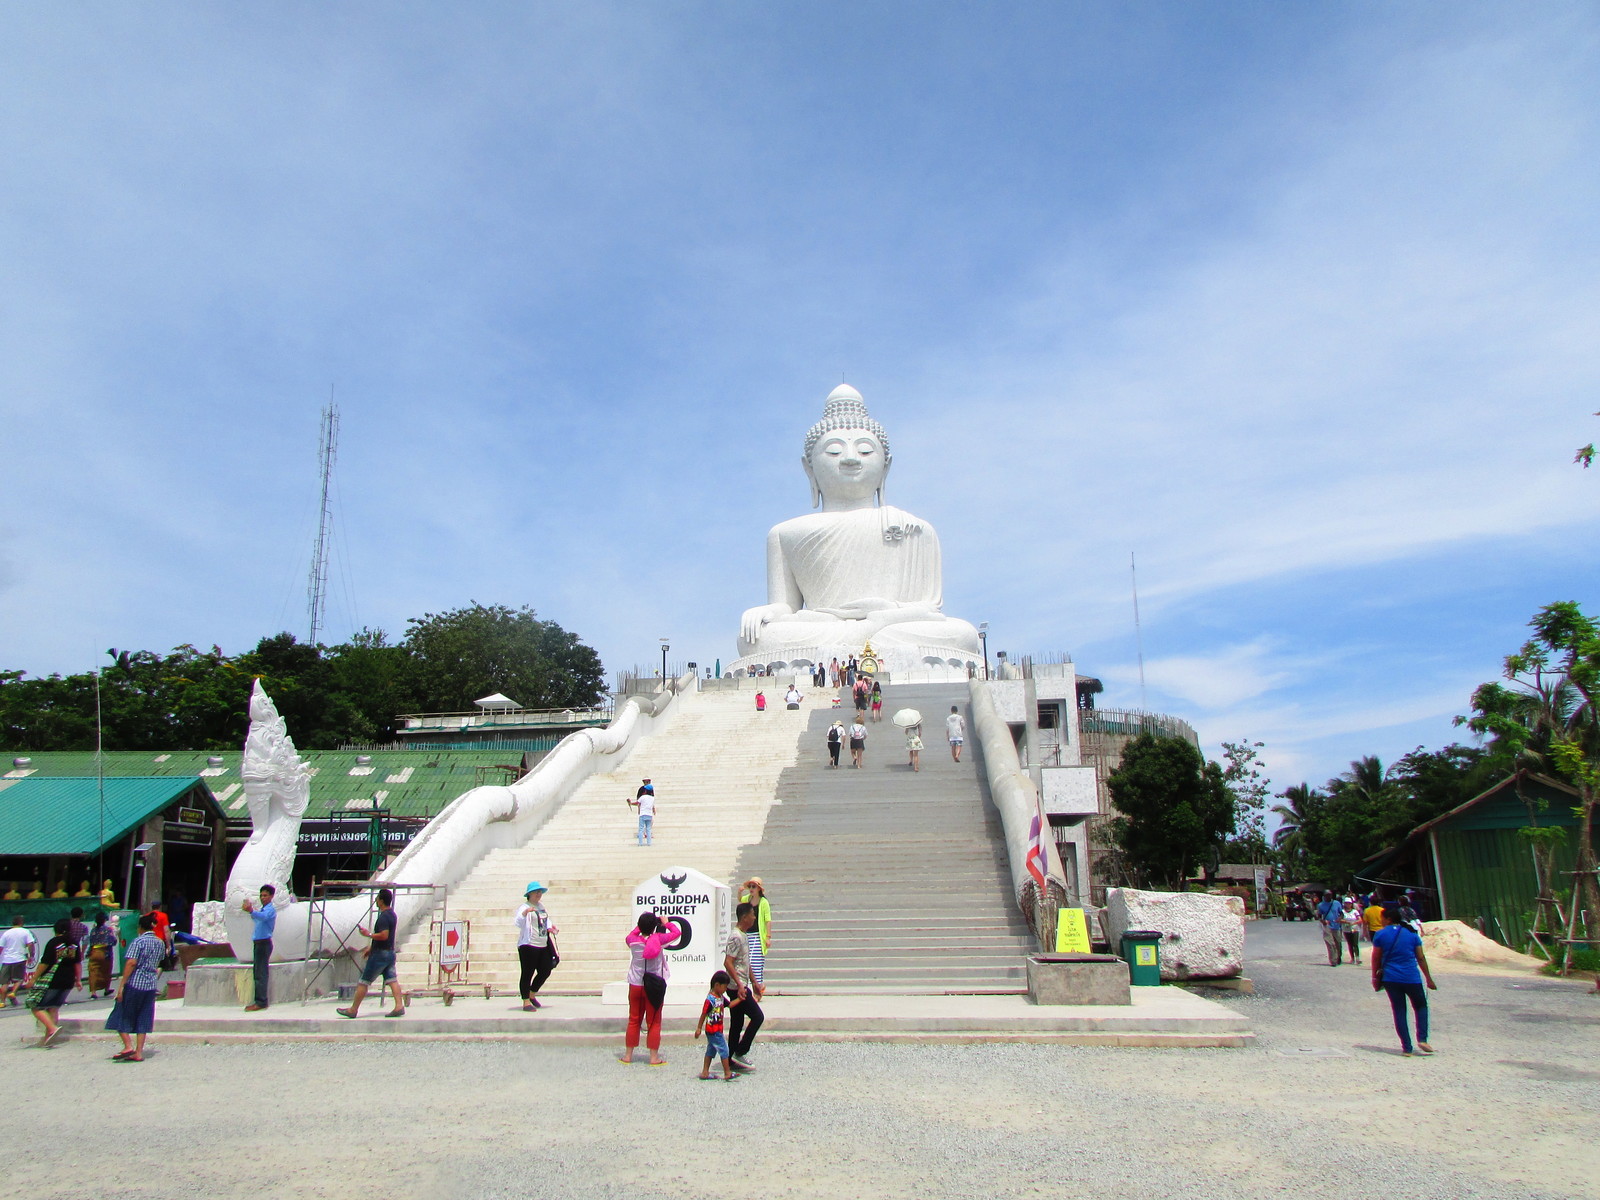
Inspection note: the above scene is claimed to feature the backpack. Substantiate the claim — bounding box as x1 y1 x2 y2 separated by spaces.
827 726 841 745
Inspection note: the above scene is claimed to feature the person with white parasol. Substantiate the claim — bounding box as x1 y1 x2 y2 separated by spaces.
893 708 924 772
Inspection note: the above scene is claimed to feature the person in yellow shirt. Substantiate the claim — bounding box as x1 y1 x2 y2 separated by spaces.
1364 899 1386 942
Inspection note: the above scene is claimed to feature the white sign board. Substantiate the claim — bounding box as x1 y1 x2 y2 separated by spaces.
1253 866 1269 913
438 920 467 968
631 865 732 993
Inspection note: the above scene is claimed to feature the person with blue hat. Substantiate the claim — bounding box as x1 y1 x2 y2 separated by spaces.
515 882 559 1010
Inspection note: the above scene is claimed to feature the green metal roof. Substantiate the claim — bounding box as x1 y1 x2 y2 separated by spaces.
3 748 532 820
0 776 216 856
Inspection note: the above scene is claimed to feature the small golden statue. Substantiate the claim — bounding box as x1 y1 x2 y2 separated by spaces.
49 882 68 899
74 880 93 898
26 882 44 900
859 639 880 677
99 879 119 909
2 884 19 901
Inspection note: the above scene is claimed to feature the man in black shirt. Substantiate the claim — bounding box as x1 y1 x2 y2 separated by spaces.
30 917 79 1046
337 888 405 1019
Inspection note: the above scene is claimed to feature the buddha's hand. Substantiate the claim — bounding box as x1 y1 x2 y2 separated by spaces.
740 603 792 644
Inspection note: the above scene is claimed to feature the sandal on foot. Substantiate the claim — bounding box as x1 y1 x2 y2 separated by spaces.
383 1009 405 1018
336 1007 358 1019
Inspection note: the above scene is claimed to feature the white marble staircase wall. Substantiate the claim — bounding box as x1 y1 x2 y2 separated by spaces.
396 688 810 994
372 672 697 951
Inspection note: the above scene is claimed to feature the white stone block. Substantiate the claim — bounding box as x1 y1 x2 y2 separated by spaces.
1104 888 1244 980
191 900 228 944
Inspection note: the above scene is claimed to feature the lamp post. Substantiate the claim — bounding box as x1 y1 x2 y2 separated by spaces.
978 622 990 680
660 638 670 687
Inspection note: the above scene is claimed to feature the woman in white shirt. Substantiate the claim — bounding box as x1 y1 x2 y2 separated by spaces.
514 882 558 1011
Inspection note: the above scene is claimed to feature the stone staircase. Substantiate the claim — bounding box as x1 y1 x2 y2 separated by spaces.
395 686 809 995
733 683 1035 994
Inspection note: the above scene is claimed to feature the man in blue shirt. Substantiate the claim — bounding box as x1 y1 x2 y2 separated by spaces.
241 884 277 1011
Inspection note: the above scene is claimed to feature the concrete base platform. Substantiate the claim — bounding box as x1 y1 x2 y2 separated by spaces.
183 957 362 1006
57 987 1250 1047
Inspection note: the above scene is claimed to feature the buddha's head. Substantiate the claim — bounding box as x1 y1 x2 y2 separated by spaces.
803 384 891 509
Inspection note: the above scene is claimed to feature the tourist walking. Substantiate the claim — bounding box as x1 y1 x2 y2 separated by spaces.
785 684 804 710
629 786 657 846
870 680 883 722
1340 898 1364 964
738 877 771 984
829 658 841 687
86 911 117 998
514 882 559 1010
620 910 679 1065
337 888 405 1019
754 690 766 712
1371 906 1438 1056
695 970 736 1081
826 719 844 767
27 918 79 1047
849 718 868 768
0 915 36 1006
852 677 869 717
946 706 966 762
105 912 164 1061
1321 896 1345 967
723 903 764 1072
241 883 278 1011
1363 895 1386 942
905 721 924 772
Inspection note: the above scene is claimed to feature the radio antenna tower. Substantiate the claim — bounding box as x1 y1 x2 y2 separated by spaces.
1131 551 1147 710
307 393 339 647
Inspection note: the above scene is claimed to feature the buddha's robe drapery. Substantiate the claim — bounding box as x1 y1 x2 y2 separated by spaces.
738 505 981 664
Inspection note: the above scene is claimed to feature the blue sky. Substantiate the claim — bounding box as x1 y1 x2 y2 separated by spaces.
1 3 1595 794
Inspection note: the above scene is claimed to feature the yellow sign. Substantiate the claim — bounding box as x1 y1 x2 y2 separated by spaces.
1135 945 1157 966
1054 908 1091 953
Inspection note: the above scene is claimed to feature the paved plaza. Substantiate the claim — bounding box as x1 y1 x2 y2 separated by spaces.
9 920 1598 1200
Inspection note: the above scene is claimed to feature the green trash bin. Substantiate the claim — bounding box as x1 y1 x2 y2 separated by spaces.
1120 930 1163 986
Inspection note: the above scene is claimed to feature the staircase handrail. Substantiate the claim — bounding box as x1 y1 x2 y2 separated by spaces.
277 669 698 960
968 679 1072 949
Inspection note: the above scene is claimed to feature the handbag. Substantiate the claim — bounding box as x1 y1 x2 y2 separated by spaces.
546 934 559 970
641 970 667 1011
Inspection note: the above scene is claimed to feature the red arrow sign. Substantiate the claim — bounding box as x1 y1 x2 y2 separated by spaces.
445 928 460 947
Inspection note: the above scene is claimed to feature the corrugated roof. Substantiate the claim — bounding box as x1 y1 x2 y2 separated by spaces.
3 748 531 820
0 776 215 856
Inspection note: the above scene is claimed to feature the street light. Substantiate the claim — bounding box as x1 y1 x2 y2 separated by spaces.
660 638 670 685
978 622 990 679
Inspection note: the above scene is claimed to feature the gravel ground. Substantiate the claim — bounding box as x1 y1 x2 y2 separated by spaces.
7 920 1597 1200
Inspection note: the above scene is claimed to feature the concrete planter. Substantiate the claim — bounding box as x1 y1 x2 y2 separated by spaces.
1026 953 1131 1006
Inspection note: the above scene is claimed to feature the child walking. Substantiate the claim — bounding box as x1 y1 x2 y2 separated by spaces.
694 970 737 1081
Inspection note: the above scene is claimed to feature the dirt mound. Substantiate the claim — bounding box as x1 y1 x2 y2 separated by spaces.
1421 920 1544 969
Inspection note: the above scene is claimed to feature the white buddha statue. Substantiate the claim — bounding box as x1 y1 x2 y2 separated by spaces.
735 385 982 679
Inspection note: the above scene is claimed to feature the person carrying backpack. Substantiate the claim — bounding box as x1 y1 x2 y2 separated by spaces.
826 720 844 768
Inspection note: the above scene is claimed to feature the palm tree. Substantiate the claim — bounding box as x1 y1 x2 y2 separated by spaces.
1270 783 1320 872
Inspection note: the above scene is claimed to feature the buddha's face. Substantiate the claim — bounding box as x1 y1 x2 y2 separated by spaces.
805 427 888 505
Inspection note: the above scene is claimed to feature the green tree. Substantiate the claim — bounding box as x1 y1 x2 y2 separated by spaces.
1270 783 1323 879
402 603 604 713
1461 601 1600 944
1105 733 1235 888
1220 738 1271 862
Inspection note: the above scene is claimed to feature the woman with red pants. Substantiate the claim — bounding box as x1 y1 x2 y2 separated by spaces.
619 911 679 1065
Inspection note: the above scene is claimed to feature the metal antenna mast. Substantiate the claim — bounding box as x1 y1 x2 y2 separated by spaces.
308 393 339 646
1131 552 1147 710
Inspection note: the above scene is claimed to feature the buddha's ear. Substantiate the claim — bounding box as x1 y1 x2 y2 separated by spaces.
876 459 890 507
803 455 821 509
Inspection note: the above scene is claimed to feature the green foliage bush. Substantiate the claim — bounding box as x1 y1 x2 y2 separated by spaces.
0 603 605 752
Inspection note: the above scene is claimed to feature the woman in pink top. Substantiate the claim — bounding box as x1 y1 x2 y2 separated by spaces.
620 911 680 1065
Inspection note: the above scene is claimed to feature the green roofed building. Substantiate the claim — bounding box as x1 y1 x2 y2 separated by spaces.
3 747 534 821
1362 771 1589 951
0 774 227 924
3 746 540 905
